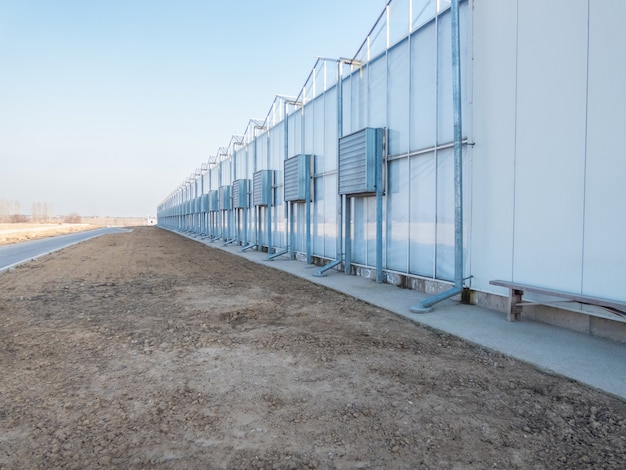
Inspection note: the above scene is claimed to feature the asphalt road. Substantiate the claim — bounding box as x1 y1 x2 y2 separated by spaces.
0 227 131 272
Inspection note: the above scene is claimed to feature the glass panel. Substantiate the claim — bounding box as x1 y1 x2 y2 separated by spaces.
389 0 410 47
435 147 454 281
365 196 377 267
369 14 387 59
386 158 409 272
368 56 386 129
314 95 325 162
325 60 338 90
210 167 219 190
304 75 314 102
295 203 304 253
388 39 410 156
323 172 337 259
287 113 298 158
313 174 324 256
341 70 352 136
294 111 302 156
412 0 436 32
351 65 367 133
314 61 325 98
437 9 453 144
256 132 268 170
303 101 314 154
437 0 451 13
409 152 436 277
352 198 367 265
324 87 338 172
410 21 437 151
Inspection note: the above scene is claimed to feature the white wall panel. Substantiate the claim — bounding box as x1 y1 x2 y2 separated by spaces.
512 0 588 291
466 0 518 293
582 0 626 301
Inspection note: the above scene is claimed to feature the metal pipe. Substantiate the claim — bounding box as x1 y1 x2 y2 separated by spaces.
410 0 464 313
266 133 272 255
267 248 289 260
289 202 295 260
305 155 312 264
336 60 344 264
345 198 352 275
313 258 343 277
375 129 384 284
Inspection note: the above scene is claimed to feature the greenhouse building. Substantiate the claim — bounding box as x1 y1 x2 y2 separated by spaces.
157 0 626 341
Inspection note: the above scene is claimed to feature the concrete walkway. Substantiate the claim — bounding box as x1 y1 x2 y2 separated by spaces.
178 231 626 400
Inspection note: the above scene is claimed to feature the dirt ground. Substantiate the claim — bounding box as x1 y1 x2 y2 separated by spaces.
0 224 97 246
1 227 624 469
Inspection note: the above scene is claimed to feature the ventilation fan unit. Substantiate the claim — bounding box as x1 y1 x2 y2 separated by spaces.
207 190 219 212
338 128 384 196
253 170 274 207
218 185 231 211
232 179 250 209
284 154 313 202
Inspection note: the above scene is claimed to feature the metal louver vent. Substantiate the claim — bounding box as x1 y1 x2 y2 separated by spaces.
284 154 312 202
208 190 219 212
218 186 231 211
201 194 209 212
232 179 250 209
338 128 383 196
253 170 273 207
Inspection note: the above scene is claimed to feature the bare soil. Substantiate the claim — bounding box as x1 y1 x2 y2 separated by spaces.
1 227 624 469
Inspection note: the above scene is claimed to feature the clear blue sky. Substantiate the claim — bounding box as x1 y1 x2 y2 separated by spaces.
0 0 386 218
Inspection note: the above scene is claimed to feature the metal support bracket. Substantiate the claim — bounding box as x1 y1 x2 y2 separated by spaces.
267 248 289 261
313 259 343 277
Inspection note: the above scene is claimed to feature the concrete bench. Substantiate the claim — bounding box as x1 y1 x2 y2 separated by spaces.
489 280 626 322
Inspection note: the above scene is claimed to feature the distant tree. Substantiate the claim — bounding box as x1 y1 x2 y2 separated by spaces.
63 212 82 224
0 199 7 222
30 202 54 223
9 213 28 223
1 200 23 223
